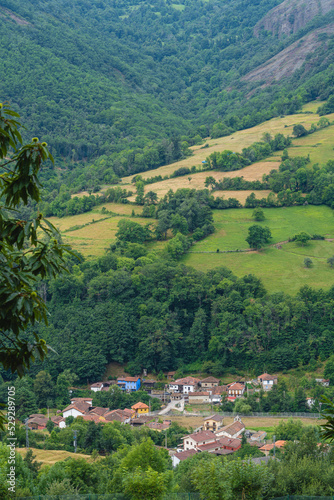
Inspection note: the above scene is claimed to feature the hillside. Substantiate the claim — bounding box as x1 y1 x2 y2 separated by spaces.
2 0 334 181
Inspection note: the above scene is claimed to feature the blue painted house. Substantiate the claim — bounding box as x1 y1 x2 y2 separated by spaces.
117 377 141 392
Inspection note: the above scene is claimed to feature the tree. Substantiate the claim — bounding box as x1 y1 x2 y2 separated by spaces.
252 207 265 221
327 256 334 268
294 232 311 246
34 371 55 407
293 124 308 137
304 258 313 268
0 103 70 391
116 219 151 243
46 419 55 433
246 225 272 249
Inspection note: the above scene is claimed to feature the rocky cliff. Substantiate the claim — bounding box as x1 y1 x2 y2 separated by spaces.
254 0 334 38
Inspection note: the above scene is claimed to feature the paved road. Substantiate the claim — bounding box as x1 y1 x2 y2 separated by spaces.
159 398 185 415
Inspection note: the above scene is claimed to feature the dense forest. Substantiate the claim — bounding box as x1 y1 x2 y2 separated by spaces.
9 252 333 383
2 0 334 193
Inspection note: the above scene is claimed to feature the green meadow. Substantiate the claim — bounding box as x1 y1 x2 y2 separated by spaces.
183 205 334 294
193 206 334 251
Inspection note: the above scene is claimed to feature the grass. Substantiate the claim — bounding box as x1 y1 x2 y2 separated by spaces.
195 206 334 251
166 414 325 430
120 103 334 186
183 205 334 293
16 447 94 466
50 207 156 258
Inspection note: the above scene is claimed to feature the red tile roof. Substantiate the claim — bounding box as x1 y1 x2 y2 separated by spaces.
174 449 197 461
200 377 219 383
218 420 245 437
183 431 216 443
258 373 277 381
204 414 224 422
218 437 242 450
132 402 149 410
173 376 201 385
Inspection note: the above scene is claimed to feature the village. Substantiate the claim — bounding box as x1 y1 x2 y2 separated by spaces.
25 371 330 467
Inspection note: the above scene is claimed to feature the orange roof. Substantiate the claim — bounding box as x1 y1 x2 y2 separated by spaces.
131 402 149 410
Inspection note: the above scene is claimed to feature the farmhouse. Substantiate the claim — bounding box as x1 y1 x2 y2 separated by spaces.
117 377 141 392
63 401 92 418
172 449 197 467
183 430 217 451
215 417 245 439
227 382 245 399
27 415 48 430
188 391 210 403
90 382 104 392
131 401 149 417
204 414 224 432
200 376 219 388
257 373 278 391
169 376 200 394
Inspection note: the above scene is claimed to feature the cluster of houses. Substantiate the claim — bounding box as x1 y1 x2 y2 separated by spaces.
168 373 278 403
172 414 283 466
27 396 151 430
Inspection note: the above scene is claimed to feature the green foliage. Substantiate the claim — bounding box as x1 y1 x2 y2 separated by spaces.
252 208 265 221
293 124 308 137
0 104 71 430
294 232 311 246
304 257 313 268
246 225 272 249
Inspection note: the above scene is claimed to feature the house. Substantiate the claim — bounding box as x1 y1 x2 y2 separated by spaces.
27 415 48 430
142 379 156 393
101 381 117 391
182 430 217 451
315 378 330 387
88 407 109 417
218 437 242 452
215 417 245 439
306 397 315 408
169 376 200 394
131 414 154 426
172 449 197 467
204 414 224 432
259 440 286 456
104 409 133 424
90 382 104 392
250 431 267 442
227 382 245 399
131 401 149 417
51 415 66 428
117 377 141 392
63 401 91 419
188 391 210 404
167 371 176 380
70 397 93 406
209 385 228 403
257 373 278 391
80 414 106 424
200 376 219 388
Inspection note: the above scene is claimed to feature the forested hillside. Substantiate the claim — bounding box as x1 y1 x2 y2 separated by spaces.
2 0 334 180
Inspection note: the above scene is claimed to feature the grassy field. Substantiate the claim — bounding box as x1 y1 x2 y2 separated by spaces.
16 447 94 466
120 104 334 186
167 414 325 431
183 205 334 293
49 206 156 258
195 206 334 251
126 161 279 202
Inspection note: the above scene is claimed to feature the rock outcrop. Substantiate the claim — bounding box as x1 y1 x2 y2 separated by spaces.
254 0 334 38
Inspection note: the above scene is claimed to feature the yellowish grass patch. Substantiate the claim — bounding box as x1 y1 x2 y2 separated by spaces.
16 447 94 466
